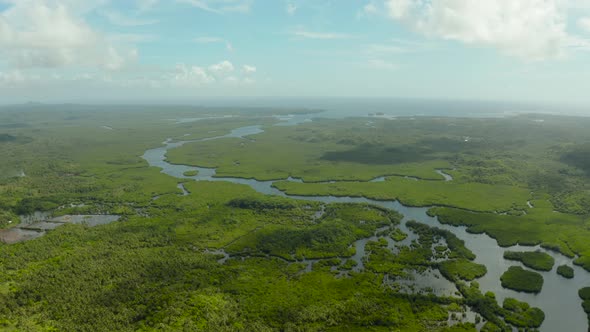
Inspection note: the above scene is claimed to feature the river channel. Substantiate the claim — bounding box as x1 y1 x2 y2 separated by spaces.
142 119 589 331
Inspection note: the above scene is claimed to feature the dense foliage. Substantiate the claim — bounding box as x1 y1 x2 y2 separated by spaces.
557 264 574 279
500 266 544 293
439 259 487 282
579 287 590 327
503 250 555 271
3 107 590 331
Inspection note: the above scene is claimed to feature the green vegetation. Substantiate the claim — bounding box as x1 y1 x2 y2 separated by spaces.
167 120 452 182
5 107 590 331
390 228 408 241
430 205 590 271
557 264 574 278
0 176 467 332
165 113 590 273
580 287 590 300
273 178 529 212
579 287 590 327
0 107 489 332
183 170 199 176
500 266 544 293
406 221 475 261
439 259 487 281
503 250 555 271
458 282 544 330
225 202 400 260
503 298 545 328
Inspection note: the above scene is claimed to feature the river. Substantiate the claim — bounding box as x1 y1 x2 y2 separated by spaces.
141 118 589 332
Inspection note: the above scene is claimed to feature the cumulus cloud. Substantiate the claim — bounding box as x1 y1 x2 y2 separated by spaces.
362 3 378 15
177 0 252 14
0 1 136 70
383 0 573 60
173 63 214 85
167 60 258 88
242 65 256 74
0 70 27 85
208 60 234 74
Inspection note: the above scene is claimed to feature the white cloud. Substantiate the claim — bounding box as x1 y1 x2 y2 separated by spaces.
137 0 159 12
101 10 159 26
208 60 234 74
383 0 574 60
194 36 234 51
579 17 590 33
0 70 27 85
291 29 353 40
177 0 251 14
367 59 398 71
177 0 221 13
221 2 251 13
173 63 214 85
362 2 378 16
242 65 256 74
357 2 381 19
286 3 297 15
0 1 136 70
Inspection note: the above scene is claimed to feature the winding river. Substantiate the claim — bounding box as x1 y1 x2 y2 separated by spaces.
142 121 590 332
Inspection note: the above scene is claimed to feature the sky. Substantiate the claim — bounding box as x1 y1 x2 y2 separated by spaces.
1 0 590 106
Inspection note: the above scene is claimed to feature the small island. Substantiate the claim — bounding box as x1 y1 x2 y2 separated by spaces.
503 298 545 328
557 264 575 279
183 170 199 177
501 266 544 293
503 250 555 271
579 287 590 326
439 258 487 281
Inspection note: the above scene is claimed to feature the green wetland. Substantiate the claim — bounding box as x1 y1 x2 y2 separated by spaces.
2 106 590 331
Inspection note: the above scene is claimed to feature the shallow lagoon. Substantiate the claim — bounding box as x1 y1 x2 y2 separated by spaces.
0 215 120 244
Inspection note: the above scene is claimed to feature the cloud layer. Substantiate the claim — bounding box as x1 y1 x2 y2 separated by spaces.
0 1 135 70
384 0 574 60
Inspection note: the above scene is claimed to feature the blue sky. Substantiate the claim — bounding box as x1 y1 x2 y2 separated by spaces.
1 0 590 106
